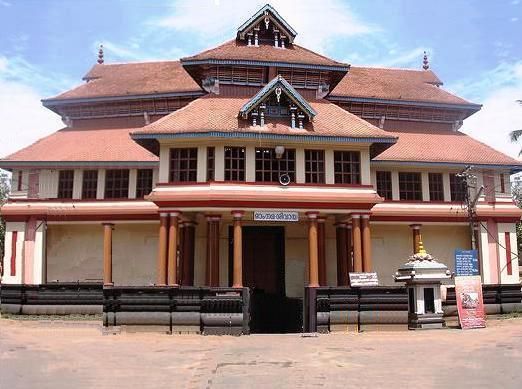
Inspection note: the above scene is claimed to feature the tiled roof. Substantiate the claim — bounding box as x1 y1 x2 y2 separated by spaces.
0 127 157 165
46 61 202 101
181 39 348 69
133 95 396 141
330 66 478 107
374 129 520 167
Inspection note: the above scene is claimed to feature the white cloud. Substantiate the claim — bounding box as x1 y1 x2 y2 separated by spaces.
156 0 375 54
0 0 11 7
369 47 433 68
0 56 71 159
455 61 522 159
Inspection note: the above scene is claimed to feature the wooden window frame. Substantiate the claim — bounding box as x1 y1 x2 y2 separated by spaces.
81 170 98 199
399 172 423 201
207 147 215 182
255 148 296 183
57 170 74 199
224 146 246 182
17 171 23 191
450 173 467 202
169 148 198 183
136 169 153 198
376 171 392 200
104 169 130 199
10 231 17 276
499 173 506 194
334 151 361 185
305 149 325 184
428 173 444 201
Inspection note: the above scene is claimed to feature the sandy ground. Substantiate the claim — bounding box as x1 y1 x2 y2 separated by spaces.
0 317 521 389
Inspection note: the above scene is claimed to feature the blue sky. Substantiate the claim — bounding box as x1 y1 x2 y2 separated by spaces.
0 0 521 159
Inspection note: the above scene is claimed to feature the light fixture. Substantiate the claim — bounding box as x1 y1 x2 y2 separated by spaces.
275 145 285 159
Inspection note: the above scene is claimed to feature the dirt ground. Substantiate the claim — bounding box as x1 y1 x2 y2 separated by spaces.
0 317 521 389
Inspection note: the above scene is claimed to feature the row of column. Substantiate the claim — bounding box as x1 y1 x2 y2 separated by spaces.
102 211 374 288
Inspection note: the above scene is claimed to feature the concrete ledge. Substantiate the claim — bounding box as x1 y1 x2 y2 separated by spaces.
317 312 329 325
171 312 200 325
203 326 243 336
329 310 358 325
21 305 102 315
171 325 201 334
359 310 408 325
122 325 171 334
0 304 22 314
501 302 522 313
360 323 408 332
201 313 243 326
329 323 358 333
115 312 170 325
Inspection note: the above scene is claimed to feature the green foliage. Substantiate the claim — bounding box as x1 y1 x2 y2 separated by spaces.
512 179 522 263
0 171 10 261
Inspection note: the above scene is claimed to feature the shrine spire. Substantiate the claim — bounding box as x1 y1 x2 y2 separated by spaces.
422 51 429 70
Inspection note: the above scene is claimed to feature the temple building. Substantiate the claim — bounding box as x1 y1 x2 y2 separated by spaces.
1 5 520 333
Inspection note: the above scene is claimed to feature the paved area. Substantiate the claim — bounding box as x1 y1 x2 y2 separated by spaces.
1 317 521 389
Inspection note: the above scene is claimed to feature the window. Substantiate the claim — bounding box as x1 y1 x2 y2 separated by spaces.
399 172 422 201
305 149 325 184
450 173 467 202
500 173 506 194
376 171 392 200
428 173 444 201
105 169 129 199
224 146 245 181
17 171 23 191
82 170 98 199
136 169 153 198
169 148 197 182
255 148 296 182
334 151 361 184
57 170 74 199
207 147 215 181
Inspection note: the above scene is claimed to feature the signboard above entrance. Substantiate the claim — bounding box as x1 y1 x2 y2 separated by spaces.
349 272 379 287
253 211 299 222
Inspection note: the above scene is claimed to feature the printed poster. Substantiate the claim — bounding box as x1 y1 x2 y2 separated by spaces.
455 275 486 329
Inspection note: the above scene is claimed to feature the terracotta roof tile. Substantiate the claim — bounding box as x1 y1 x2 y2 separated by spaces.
47 61 202 101
330 66 477 106
374 129 520 166
133 95 396 140
181 39 348 68
1 127 157 164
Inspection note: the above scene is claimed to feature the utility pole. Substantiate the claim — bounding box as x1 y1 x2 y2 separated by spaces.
456 166 484 251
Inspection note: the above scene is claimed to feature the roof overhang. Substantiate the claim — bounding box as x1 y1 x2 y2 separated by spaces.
371 159 522 174
132 131 397 145
327 95 482 112
181 58 349 73
237 4 297 43
0 160 158 170
42 90 205 107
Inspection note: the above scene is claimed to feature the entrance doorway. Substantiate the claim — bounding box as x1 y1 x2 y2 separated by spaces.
228 226 302 333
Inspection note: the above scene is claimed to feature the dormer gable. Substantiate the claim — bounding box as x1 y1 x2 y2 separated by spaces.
237 4 297 48
240 75 316 129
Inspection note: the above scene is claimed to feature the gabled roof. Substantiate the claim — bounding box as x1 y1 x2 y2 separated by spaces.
237 4 297 42
373 128 521 169
181 39 349 71
44 61 203 104
329 66 481 109
132 95 396 144
0 127 157 168
240 75 317 119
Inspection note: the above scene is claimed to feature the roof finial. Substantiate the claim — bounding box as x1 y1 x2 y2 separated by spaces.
97 44 104 64
422 51 429 70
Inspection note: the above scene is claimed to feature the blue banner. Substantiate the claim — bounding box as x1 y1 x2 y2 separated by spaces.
455 249 479 276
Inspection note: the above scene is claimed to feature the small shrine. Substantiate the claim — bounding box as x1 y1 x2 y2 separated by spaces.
394 242 452 329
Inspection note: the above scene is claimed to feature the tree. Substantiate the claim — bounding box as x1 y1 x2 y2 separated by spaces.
509 100 522 155
0 170 10 268
512 178 522 271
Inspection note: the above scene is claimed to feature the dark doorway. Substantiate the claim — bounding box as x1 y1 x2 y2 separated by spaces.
228 226 302 333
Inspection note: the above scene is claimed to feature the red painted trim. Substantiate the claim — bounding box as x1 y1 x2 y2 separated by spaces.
155 200 375 210
8 198 149 203
10 231 17 276
505 232 512 276
382 199 461 205
155 181 376 189
371 216 468 222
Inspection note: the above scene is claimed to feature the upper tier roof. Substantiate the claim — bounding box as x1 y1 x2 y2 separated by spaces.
132 95 395 142
45 61 203 102
181 39 349 70
374 128 520 168
330 66 480 108
0 127 158 167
